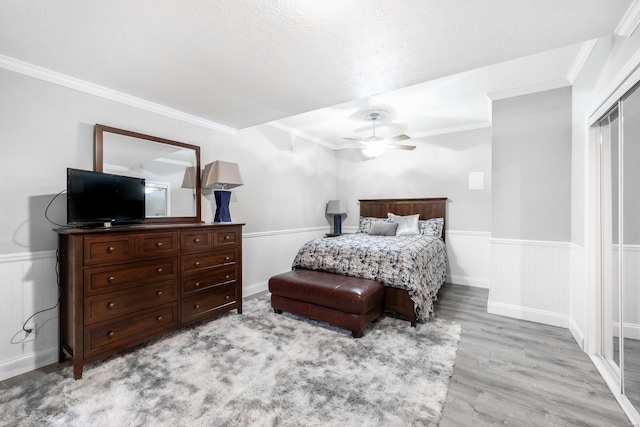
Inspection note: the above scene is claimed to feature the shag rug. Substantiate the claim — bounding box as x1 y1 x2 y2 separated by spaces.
0 294 460 427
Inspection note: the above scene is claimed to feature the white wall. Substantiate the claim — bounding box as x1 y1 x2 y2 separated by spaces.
336 127 492 232
492 87 572 242
489 87 574 327
0 67 337 380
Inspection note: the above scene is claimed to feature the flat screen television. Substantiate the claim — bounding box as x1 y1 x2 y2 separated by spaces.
67 168 146 226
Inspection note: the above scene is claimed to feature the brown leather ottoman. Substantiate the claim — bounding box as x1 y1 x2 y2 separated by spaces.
268 269 384 338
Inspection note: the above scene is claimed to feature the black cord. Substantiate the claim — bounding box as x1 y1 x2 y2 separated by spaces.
22 191 66 334
45 189 67 227
22 249 62 334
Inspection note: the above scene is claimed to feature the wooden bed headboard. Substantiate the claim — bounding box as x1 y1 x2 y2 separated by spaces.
359 198 447 240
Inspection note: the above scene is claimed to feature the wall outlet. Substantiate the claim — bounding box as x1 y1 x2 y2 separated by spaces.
23 322 36 342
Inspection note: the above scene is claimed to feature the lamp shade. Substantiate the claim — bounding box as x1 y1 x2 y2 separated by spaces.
202 161 244 189
181 166 198 189
326 200 347 215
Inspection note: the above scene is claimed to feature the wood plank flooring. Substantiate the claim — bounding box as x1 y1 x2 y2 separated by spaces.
436 283 632 426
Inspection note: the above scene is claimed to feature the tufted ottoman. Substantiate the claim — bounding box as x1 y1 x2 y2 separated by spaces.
268 269 384 338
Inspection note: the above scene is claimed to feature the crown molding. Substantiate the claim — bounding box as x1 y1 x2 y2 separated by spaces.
487 77 570 101
0 54 236 135
615 0 640 37
567 39 599 84
588 45 640 125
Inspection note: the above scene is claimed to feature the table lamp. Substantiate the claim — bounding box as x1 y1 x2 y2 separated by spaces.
202 161 243 222
326 200 347 235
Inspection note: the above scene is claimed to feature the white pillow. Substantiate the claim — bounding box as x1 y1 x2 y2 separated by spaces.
388 213 420 236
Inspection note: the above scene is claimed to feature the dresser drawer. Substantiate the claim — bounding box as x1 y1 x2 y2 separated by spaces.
180 283 236 324
181 266 237 294
181 230 212 253
181 250 236 273
84 303 178 359
84 280 178 325
84 258 178 295
213 229 239 247
138 232 179 258
84 235 136 266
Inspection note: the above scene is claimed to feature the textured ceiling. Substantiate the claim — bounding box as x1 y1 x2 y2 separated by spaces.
0 0 633 140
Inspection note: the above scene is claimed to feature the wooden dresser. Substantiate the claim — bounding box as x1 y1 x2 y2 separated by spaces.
56 223 243 379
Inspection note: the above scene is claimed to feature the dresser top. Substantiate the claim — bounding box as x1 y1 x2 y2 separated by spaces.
54 222 244 235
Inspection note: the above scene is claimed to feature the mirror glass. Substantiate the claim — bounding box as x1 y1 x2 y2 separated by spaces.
94 125 201 223
623 85 640 410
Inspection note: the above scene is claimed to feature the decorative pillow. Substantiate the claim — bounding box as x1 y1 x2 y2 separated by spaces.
357 216 389 233
369 221 399 236
419 218 444 237
387 213 420 236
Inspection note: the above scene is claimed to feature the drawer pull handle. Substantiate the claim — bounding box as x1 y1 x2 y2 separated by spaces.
156 268 163 274
226 295 230 300
225 256 230 261
194 282 201 288
156 242 163 247
225 235 230 240
194 261 200 267
225 274 230 279
108 276 115 282
107 331 115 337
156 291 163 297
107 246 115 253
107 302 115 309
194 238 200 243
156 316 163 321
194 304 200 309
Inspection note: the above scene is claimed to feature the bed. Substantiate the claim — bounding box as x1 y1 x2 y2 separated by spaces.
291 198 448 325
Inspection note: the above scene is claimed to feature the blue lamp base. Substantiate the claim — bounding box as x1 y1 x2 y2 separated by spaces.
214 190 232 222
333 215 342 235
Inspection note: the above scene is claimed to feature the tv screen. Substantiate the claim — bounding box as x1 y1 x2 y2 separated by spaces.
67 168 146 226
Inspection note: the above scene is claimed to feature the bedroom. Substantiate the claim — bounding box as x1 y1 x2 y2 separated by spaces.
1 1 640 425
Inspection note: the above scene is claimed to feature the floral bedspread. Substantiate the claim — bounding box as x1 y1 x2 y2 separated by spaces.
291 234 448 321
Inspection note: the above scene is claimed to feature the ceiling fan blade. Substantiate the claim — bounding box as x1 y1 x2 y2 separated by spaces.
390 134 411 142
386 144 416 151
334 146 364 152
343 137 365 142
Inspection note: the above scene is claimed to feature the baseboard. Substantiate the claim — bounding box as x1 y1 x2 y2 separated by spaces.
447 274 489 289
0 347 59 382
569 316 585 350
487 300 569 329
244 281 268 298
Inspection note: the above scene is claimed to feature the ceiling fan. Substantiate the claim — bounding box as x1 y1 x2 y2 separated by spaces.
335 109 416 158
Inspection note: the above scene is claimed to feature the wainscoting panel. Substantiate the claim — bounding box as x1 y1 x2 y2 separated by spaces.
488 238 571 328
0 251 59 382
445 231 491 288
242 227 327 297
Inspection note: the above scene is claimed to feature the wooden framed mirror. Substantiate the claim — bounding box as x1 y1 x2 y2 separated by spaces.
94 124 201 223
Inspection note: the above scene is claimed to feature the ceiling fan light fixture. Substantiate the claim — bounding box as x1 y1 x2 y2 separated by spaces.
337 108 415 156
362 145 386 158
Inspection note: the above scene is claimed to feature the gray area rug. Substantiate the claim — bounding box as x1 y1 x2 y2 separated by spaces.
0 294 460 427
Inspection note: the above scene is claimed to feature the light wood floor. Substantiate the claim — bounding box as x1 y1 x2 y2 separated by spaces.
1 284 633 426
436 283 632 426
